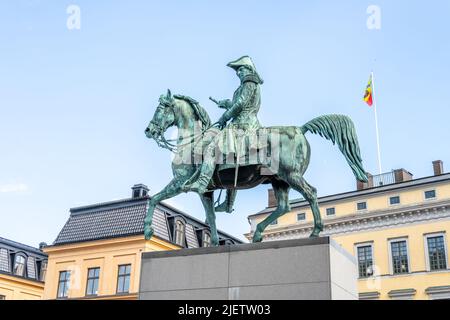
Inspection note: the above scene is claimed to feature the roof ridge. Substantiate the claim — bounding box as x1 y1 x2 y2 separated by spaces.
0 237 46 255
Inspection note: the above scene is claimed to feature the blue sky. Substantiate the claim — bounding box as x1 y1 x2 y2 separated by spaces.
1 0 449 247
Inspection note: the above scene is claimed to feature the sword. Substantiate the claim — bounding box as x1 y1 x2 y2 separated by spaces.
234 141 239 187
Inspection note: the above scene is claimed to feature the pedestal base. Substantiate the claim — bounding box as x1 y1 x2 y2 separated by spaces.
139 237 357 300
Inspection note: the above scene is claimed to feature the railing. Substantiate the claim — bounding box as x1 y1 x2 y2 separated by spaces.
372 171 395 187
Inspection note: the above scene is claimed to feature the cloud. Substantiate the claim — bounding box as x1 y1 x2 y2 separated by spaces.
0 183 29 193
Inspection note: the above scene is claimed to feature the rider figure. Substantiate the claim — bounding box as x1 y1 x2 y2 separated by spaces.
182 55 263 195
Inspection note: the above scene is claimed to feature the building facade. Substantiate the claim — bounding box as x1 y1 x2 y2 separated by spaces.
246 161 450 300
0 237 48 300
43 184 242 300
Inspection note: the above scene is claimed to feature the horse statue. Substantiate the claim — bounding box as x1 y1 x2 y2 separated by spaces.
144 89 368 245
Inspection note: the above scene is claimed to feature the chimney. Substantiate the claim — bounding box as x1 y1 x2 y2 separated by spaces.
131 184 149 198
38 242 47 250
357 172 373 190
268 188 277 207
433 160 444 176
393 169 413 183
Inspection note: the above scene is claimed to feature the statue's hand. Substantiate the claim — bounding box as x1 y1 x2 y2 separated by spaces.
217 99 232 110
218 116 228 129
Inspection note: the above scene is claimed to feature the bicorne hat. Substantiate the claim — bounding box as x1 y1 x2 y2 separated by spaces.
227 55 263 84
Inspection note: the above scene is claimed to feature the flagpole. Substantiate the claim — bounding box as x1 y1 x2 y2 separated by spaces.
371 71 382 174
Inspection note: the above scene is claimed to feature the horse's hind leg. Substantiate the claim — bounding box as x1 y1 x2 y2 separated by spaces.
286 174 323 237
253 181 290 243
199 191 219 246
144 179 182 240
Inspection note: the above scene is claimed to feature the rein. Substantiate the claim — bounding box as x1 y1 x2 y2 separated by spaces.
154 122 219 153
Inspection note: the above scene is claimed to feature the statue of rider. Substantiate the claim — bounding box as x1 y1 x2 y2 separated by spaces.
182 56 263 200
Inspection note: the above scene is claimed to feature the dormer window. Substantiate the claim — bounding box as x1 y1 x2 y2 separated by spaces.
13 254 26 277
203 231 211 247
40 260 48 282
175 219 185 246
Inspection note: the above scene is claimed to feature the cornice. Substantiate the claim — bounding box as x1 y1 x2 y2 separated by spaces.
245 199 450 241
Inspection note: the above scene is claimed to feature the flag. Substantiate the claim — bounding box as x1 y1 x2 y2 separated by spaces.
363 74 373 106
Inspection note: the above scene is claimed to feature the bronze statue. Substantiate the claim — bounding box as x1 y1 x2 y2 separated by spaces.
144 56 368 245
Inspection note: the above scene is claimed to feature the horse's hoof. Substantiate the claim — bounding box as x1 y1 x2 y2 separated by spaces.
144 226 154 240
309 230 321 238
252 232 263 243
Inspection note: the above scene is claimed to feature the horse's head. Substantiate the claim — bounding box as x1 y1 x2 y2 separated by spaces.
145 89 176 140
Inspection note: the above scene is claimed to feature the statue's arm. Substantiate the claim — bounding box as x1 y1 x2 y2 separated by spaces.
220 82 256 122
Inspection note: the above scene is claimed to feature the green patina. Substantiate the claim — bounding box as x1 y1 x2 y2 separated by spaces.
143 56 368 246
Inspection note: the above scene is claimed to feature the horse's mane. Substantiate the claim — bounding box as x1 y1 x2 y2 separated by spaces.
174 94 212 128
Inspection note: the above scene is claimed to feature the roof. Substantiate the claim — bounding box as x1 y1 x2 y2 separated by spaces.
52 196 243 247
0 237 47 283
0 237 47 257
249 173 450 218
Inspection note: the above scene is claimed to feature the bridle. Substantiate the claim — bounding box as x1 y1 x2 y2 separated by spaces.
149 99 219 153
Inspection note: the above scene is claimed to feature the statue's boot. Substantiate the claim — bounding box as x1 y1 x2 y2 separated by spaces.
183 174 210 194
182 168 201 192
182 142 216 194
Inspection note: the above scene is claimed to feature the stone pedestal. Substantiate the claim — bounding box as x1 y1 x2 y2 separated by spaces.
139 237 357 300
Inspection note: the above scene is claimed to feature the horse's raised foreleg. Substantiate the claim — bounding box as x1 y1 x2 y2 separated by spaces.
144 179 182 240
253 181 290 243
286 174 323 237
199 191 219 246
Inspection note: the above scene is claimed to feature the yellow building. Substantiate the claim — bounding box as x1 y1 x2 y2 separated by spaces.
0 237 48 300
246 160 450 300
43 184 241 300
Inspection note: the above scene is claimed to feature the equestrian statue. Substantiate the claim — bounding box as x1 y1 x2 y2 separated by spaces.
144 56 368 246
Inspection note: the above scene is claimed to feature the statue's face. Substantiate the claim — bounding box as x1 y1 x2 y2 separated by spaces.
145 91 176 139
237 66 252 79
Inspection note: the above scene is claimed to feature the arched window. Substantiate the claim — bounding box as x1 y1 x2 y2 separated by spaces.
13 254 26 276
174 220 185 246
203 231 211 247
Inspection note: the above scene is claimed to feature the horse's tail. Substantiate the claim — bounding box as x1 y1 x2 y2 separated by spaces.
300 114 368 182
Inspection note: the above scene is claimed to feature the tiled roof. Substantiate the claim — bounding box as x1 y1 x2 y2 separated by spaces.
53 196 242 247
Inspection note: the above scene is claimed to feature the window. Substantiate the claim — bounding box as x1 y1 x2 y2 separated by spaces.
13 255 26 276
57 271 71 298
326 208 335 216
0 295 5 300
357 245 373 278
357 202 367 211
27 257 36 279
117 264 131 294
390 240 409 274
40 260 48 282
269 219 278 225
86 267 100 296
175 220 186 246
389 196 400 205
0 248 10 273
425 190 436 199
203 232 211 247
426 235 447 271
297 213 306 221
